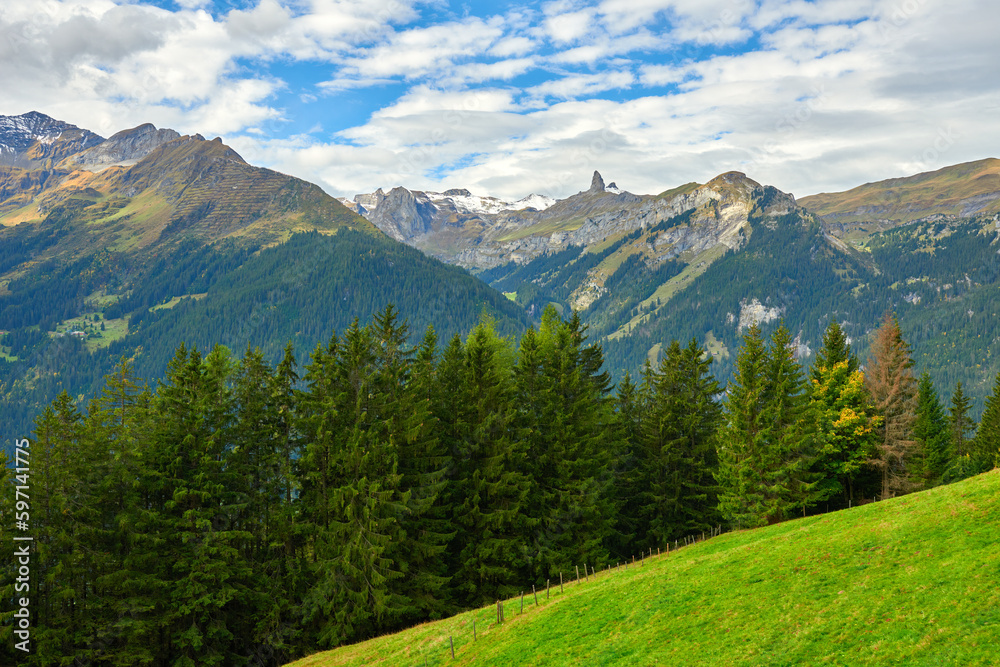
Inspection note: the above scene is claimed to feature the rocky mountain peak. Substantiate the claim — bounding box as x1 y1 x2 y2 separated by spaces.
0 111 104 167
589 170 605 193
63 122 182 171
443 188 473 197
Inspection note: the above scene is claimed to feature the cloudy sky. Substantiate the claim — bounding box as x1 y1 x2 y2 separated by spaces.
2 0 998 200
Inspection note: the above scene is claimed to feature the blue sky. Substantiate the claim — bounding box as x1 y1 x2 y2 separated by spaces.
2 0 999 200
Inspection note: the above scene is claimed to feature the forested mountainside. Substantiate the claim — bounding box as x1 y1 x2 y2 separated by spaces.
0 113 528 448
5 303 998 666
353 161 1000 413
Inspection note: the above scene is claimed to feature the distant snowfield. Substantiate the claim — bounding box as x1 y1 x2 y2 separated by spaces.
425 191 556 216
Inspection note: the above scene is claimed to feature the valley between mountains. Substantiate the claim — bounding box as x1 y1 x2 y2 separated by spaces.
3 111 1000 442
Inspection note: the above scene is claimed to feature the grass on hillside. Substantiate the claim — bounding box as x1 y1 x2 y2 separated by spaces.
289 470 1000 666
51 313 130 352
799 158 1000 224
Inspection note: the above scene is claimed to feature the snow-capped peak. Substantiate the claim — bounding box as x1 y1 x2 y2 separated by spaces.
425 189 556 215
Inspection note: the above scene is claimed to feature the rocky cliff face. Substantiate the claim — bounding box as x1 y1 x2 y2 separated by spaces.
353 169 798 269
63 123 183 171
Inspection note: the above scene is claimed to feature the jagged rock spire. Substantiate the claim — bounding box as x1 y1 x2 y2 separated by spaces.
589 170 605 193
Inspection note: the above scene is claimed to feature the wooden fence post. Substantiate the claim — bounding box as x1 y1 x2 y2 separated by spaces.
473 618 477 641
560 572 564 593
450 635 455 659
547 579 550 599
533 584 538 606
576 565 580 583
520 591 524 613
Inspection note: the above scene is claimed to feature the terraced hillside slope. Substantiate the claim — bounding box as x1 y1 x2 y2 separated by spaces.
289 469 1000 666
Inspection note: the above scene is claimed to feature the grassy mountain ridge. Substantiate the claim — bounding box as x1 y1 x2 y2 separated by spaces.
289 469 1000 666
799 158 1000 228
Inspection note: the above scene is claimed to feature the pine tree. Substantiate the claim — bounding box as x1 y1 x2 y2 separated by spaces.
638 339 721 546
968 373 1000 475
913 372 951 487
136 344 252 666
948 382 975 458
448 321 532 606
519 307 613 582
716 324 771 528
300 318 407 647
864 314 919 499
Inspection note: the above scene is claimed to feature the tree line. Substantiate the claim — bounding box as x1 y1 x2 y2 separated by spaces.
2 306 998 665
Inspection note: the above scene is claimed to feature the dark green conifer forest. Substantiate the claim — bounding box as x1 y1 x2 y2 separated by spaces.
2 307 997 666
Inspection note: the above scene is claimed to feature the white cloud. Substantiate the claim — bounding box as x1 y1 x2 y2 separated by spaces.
1 0 998 210
527 70 636 101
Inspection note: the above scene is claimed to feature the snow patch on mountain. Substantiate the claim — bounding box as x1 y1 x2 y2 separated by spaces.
425 190 555 215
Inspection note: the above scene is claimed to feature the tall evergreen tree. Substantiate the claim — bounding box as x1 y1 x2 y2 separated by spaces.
810 320 858 380
638 339 721 546
78 358 154 666
300 318 407 646
607 370 643 558
973 372 1000 471
448 321 532 606
716 324 771 528
519 307 614 581
948 382 975 458
29 392 86 664
864 314 919 499
717 324 817 527
372 308 452 626
913 372 951 487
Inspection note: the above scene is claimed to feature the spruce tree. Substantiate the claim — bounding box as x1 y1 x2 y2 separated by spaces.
137 344 252 666
29 392 85 663
639 339 721 546
78 358 154 666
520 307 613 582
913 372 951 487
973 372 1000 471
373 308 452 626
718 324 816 527
300 318 407 647
716 323 771 528
607 370 642 558
448 321 532 606
948 382 975 458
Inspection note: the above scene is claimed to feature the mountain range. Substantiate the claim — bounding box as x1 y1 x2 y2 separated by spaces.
2 110 1000 444
348 156 1000 407
0 112 528 443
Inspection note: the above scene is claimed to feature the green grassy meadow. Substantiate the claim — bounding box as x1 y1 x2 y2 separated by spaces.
288 469 1000 666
